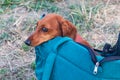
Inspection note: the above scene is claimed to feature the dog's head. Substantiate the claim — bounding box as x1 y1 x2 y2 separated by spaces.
25 14 77 46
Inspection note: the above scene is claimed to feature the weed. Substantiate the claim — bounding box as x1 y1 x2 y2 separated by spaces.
68 3 103 31
48 0 56 2
31 61 36 70
16 68 25 79
0 0 22 12
28 0 59 12
0 0 59 13
0 68 8 74
0 20 6 29
0 9 4 14
31 77 36 80
21 43 30 52
0 32 9 40
92 4 104 14
69 5 76 9
8 15 15 22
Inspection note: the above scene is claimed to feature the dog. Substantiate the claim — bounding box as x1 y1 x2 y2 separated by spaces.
24 13 91 47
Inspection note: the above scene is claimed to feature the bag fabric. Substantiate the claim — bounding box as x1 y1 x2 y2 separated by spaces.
35 37 120 80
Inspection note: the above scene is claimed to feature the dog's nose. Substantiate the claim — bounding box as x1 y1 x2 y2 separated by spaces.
24 39 31 46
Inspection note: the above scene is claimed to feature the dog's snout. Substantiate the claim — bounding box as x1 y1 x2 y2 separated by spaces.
24 39 31 46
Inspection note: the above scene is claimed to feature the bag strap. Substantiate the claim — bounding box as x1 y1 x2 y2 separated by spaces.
42 37 71 80
102 33 120 57
93 55 120 74
93 33 120 74
42 53 56 80
114 32 120 56
99 56 120 64
94 35 120 74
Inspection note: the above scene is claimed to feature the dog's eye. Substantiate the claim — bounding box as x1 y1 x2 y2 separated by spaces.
41 27 48 32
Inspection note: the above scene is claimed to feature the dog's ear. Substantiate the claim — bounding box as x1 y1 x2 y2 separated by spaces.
61 20 77 39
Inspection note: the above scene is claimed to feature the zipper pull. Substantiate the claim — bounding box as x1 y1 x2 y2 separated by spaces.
93 62 99 75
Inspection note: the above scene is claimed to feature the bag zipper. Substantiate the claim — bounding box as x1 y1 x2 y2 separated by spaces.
77 42 120 75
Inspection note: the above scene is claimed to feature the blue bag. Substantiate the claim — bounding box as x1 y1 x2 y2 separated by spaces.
35 36 120 80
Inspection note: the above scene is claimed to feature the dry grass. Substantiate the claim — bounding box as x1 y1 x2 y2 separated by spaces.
0 0 120 80
0 7 37 80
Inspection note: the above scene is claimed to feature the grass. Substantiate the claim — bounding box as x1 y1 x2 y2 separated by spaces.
0 0 120 80
68 2 104 31
31 0 60 12
31 61 36 70
0 0 22 13
22 43 31 52
0 68 8 74
0 0 60 13
0 32 9 40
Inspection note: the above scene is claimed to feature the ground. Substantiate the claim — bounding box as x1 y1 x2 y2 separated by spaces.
0 0 120 80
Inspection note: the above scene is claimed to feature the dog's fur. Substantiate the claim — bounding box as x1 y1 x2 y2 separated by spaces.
25 13 91 47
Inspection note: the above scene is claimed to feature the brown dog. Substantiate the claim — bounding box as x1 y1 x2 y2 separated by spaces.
25 13 91 47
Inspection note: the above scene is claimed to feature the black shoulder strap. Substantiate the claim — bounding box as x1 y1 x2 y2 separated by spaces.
77 32 120 75
93 55 120 74
93 33 120 74
102 33 120 57
99 56 120 64
114 32 120 56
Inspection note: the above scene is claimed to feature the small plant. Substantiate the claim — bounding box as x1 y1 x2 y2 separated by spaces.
22 43 30 51
68 3 103 31
31 77 36 80
31 61 36 70
69 5 76 10
0 9 4 14
0 0 21 12
0 68 8 75
48 0 56 2
28 0 59 12
0 32 9 40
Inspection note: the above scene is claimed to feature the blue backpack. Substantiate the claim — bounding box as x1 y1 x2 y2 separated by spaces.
35 35 120 80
